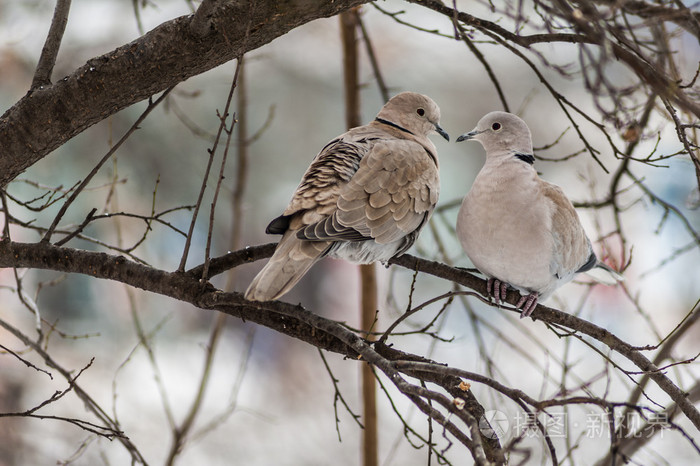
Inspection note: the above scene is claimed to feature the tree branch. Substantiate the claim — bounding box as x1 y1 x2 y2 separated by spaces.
190 0 224 38
0 240 698 436
0 0 370 187
387 254 700 432
411 0 700 118
31 0 72 89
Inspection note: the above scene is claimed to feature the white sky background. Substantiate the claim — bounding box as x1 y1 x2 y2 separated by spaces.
0 0 698 464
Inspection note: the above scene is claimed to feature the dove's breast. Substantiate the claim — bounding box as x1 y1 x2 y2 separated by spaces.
457 162 555 294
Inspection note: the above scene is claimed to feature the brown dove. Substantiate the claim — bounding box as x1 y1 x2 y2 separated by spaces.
245 92 448 301
456 111 622 318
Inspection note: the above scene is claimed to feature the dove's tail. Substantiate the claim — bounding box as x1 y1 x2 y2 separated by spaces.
584 261 624 286
244 232 331 301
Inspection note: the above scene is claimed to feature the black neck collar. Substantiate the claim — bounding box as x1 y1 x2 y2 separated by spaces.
375 117 414 136
514 152 535 165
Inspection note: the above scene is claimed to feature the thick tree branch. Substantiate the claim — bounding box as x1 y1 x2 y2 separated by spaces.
0 0 369 187
0 240 350 355
190 0 224 38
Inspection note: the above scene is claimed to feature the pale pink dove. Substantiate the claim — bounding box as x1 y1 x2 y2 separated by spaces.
456 111 622 318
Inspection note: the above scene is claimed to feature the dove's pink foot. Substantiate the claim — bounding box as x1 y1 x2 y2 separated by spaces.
486 278 508 304
517 292 539 319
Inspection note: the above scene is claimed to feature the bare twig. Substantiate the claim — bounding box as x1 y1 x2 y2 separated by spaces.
357 12 390 102
319 348 364 441
42 87 174 244
31 0 72 89
201 62 242 281
0 317 147 463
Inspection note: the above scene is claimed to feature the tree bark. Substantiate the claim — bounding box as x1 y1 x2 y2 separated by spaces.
0 0 369 187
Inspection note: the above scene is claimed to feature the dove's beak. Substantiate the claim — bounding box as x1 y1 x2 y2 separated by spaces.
456 129 481 142
434 123 450 141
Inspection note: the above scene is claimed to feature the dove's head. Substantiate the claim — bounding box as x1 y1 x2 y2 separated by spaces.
456 111 533 157
377 92 449 141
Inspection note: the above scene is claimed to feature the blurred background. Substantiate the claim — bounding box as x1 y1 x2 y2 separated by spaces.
0 0 698 464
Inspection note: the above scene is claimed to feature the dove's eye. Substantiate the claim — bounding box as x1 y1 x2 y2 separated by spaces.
416 108 425 116
492 122 502 131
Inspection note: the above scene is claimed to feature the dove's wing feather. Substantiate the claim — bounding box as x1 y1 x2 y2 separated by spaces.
542 181 624 287
542 182 595 281
285 137 368 213
334 140 439 245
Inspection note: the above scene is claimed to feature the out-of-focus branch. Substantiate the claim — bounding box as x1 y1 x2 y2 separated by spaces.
356 13 390 102
619 0 700 39
340 9 379 466
228 55 250 289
